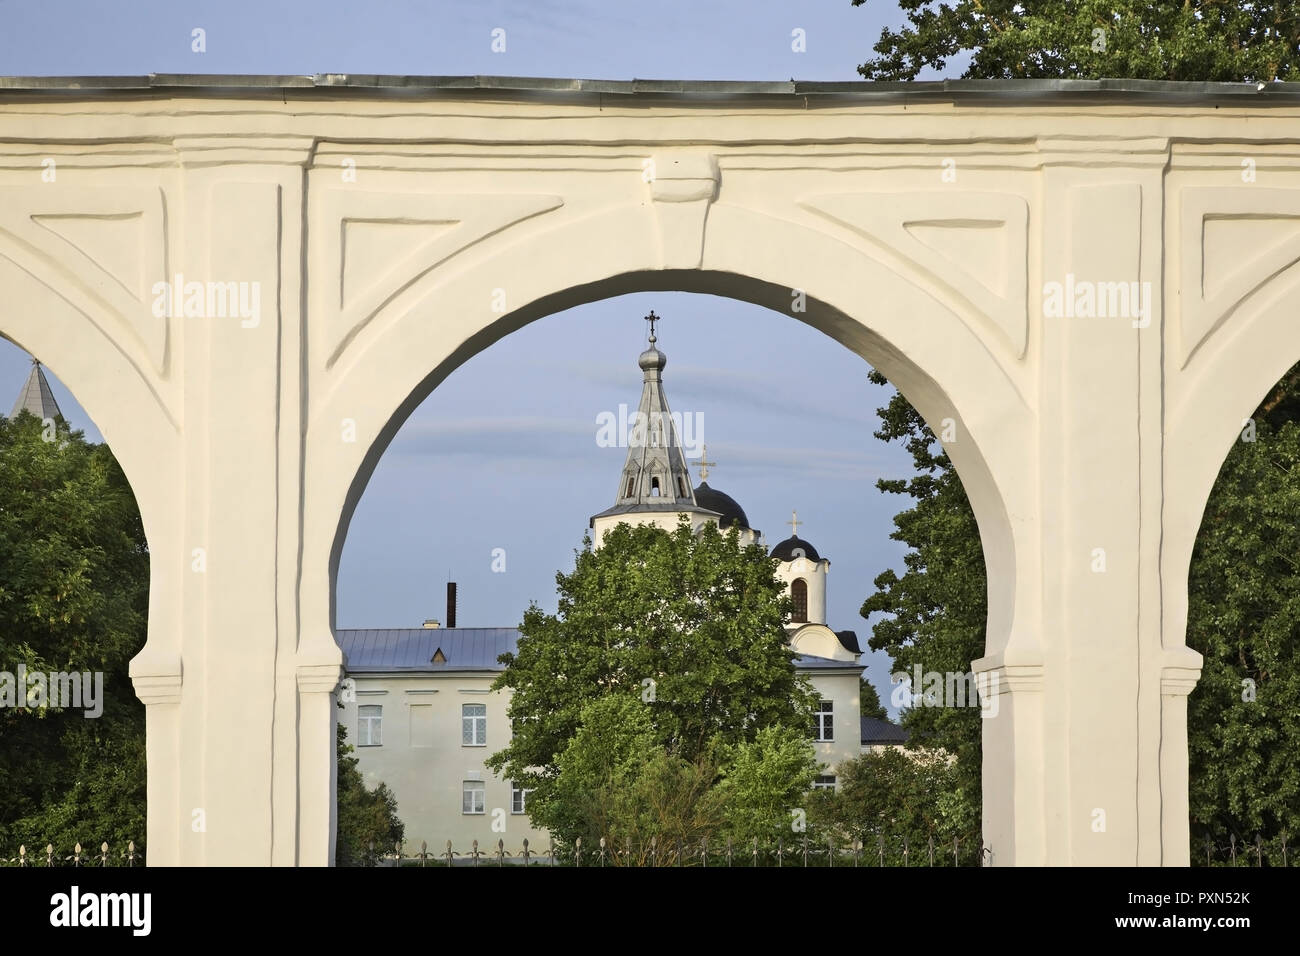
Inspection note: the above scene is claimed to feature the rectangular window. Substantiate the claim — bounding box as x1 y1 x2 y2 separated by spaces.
813 699 834 742
462 780 486 815
358 704 382 747
813 775 836 792
511 785 533 815
462 703 487 746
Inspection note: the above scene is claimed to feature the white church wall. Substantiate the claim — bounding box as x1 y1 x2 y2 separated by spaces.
805 670 863 785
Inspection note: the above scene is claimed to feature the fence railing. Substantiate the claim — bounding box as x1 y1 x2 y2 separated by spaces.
5 833 1290 866
1197 832 1293 867
382 833 990 867
0 841 142 867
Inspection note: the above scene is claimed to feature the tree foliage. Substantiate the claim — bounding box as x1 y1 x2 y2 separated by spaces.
544 695 724 861
488 517 820 852
859 369 985 835
488 518 816 794
335 722 405 866
809 747 980 863
1186 365 1300 854
853 0 1300 82
859 675 889 720
713 724 823 848
0 411 148 851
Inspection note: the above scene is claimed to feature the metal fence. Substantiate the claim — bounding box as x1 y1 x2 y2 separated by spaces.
1197 832 1294 867
4 833 1290 866
383 833 990 867
0 842 142 867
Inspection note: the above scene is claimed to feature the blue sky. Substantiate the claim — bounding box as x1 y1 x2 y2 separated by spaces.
0 0 955 715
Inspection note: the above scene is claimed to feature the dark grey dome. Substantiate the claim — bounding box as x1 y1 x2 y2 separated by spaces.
694 482 750 530
770 535 821 562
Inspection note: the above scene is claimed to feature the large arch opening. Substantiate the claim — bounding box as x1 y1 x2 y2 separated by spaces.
0 336 151 861
1183 358 1300 865
321 266 1025 862
0 247 181 864
1163 256 1300 866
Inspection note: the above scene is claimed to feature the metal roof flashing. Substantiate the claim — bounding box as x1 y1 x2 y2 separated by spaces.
0 74 1297 104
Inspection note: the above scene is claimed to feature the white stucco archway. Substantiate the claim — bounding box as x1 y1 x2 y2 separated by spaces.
3 75 1299 865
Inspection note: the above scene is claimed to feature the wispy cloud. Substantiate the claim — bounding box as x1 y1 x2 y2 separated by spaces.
385 414 900 485
559 361 881 433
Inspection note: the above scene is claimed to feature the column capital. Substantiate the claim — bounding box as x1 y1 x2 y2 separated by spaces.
973 642 1044 695
296 661 344 695
128 650 182 705
1160 645 1205 697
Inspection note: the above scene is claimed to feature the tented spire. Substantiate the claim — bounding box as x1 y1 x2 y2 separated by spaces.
8 359 62 421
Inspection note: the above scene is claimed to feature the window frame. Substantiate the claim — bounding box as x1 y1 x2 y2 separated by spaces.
510 785 534 815
791 577 809 622
357 704 383 747
462 780 486 815
462 702 488 747
813 698 834 742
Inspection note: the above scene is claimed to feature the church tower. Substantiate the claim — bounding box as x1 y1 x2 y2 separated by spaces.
590 311 724 544
8 358 63 421
771 510 829 625
770 510 856 661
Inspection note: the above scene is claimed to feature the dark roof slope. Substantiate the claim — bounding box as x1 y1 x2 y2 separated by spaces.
861 716 909 745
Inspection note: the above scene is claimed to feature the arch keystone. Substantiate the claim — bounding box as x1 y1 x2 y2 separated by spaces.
647 151 719 269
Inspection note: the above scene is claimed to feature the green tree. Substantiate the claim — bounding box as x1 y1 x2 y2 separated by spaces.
0 410 148 852
859 369 986 835
487 517 818 817
1186 366 1300 860
859 675 889 721
808 747 980 864
335 722 405 866
854 0 1300 82
546 695 723 863
714 724 822 848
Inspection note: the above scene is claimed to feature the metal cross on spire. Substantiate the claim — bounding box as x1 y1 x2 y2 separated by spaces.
696 443 715 481
645 309 660 344
788 510 801 535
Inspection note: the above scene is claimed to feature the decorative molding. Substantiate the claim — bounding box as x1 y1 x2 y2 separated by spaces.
1179 187 1300 367
316 188 563 367
800 191 1029 358
0 185 169 375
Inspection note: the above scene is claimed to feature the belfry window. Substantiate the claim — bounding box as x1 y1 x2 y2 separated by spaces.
791 578 809 622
